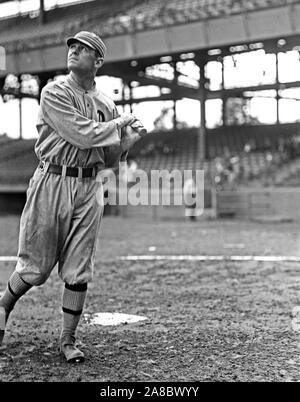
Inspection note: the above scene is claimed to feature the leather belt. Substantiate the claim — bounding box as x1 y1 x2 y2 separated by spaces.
39 162 96 178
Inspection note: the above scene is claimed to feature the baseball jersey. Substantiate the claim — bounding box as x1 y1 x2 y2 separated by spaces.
35 73 125 169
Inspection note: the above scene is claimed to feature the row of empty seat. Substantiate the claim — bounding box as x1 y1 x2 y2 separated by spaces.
130 123 300 160
0 138 38 184
275 158 300 186
0 0 133 46
0 137 36 162
207 123 298 158
100 0 295 35
0 123 299 187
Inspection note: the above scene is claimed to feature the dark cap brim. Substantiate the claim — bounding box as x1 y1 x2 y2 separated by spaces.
66 37 97 53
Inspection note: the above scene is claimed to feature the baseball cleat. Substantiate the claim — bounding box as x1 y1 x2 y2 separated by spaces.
60 338 85 363
0 306 6 346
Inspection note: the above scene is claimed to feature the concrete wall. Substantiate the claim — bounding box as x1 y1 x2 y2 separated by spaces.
215 187 300 221
3 186 300 221
0 187 212 217
0 192 26 215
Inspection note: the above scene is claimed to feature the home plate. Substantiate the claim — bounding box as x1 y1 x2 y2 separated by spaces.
89 312 148 326
0 256 18 262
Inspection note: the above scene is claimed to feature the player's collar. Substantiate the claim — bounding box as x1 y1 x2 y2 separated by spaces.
66 73 96 93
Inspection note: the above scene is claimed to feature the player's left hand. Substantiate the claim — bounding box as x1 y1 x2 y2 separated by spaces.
120 126 141 152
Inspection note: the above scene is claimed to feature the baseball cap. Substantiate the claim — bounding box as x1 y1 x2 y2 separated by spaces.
67 31 106 59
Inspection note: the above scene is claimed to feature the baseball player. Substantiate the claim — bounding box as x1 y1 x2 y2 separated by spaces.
0 31 142 363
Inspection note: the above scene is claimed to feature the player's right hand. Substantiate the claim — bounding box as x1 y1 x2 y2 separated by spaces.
120 125 141 152
116 113 137 129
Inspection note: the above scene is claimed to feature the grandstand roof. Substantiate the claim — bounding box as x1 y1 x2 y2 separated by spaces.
1 0 300 77
2 1 299 46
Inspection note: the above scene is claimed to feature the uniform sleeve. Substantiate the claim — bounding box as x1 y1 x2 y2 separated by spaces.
40 85 121 150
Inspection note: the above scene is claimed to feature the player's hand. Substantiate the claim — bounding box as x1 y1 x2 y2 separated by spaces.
120 125 141 152
115 113 137 129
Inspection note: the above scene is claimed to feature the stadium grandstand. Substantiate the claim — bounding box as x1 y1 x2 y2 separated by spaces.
2 0 300 214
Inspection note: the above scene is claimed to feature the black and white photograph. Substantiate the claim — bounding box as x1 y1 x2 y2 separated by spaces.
1 0 300 386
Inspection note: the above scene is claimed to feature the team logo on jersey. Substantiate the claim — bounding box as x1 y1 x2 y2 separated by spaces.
97 110 105 122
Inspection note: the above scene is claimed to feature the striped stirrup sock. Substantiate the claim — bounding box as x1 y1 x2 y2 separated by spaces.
61 283 87 343
0 271 32 314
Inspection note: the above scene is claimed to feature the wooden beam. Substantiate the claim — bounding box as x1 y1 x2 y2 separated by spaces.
206 80 300 100
0 89 38 100
115 93 185 105
112 72 199 97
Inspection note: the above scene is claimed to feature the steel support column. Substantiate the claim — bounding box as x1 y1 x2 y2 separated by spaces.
18 75 22 140
196 55 207 166
222 56 226 126
276 52 280 124
39 0 45 25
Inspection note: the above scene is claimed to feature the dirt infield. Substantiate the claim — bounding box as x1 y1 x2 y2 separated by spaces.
1 215 300 382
